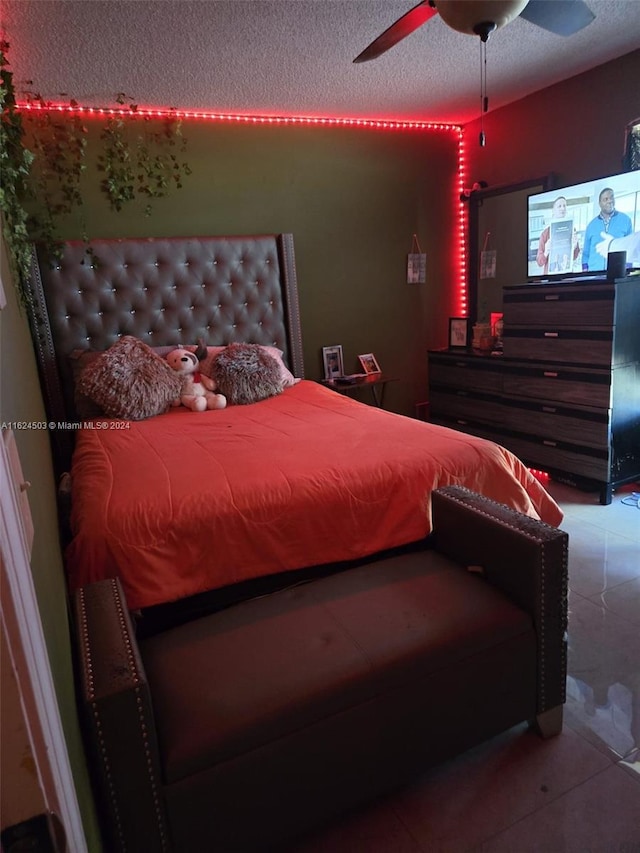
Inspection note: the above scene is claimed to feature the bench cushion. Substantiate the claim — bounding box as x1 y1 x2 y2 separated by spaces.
141 550 532 786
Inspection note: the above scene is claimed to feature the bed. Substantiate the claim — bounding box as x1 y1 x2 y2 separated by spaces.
27 233 562 618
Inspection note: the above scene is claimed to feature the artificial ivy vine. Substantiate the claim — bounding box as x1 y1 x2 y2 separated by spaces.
0 40 35 307
0 42 193 308
23 89 89 250
99 93 191 215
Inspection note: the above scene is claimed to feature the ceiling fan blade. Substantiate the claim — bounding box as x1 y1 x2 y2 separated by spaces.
520 0 595 36
353 1 438 63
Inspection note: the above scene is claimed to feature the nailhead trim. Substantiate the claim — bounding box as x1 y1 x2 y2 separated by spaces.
78 586 126 849
78 581 170 851
436 486 568 714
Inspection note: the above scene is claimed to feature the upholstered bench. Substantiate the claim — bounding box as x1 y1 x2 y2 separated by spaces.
73 486 568 852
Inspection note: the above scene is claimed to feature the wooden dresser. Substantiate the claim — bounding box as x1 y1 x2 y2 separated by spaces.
428 278 640 504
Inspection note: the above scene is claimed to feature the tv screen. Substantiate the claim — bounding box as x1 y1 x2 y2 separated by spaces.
527 169 640 282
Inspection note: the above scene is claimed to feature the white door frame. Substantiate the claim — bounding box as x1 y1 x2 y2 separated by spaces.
1 431 87 851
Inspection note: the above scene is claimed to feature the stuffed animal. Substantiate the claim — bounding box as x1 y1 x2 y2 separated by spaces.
166 348 227 412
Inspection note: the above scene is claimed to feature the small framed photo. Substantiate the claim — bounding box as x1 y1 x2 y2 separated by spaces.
322 345 344 380
448 317 471 349
358 353 381 375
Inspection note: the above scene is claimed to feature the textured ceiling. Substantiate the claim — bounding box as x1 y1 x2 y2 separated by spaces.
3 0 640 124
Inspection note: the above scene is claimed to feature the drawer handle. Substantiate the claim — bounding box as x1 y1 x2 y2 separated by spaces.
543 440 557 447
544 332 559 338
542 406 557 413
543 371 558 378
455 390 468 397
456 419 468 425
544 294 560 301
454 362 467 368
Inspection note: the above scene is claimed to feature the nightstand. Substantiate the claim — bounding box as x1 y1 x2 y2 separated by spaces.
321 374 396 408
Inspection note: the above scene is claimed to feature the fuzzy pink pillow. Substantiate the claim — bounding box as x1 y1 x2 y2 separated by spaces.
199 345 298 389
211 343 283 405
76 336 183 420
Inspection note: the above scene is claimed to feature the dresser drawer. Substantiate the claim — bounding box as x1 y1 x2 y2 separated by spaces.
499 435 610 481
429 389 504 425
502 327 613 366
501 362 611 408
501 396 610 449
430 417 610 481
503 284 615 326
428 416 505 445
428 355 502 393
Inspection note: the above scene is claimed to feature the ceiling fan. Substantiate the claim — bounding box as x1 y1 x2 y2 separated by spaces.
353 0 595 63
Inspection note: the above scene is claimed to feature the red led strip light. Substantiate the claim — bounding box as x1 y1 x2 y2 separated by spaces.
19 100 456 131
19 101 467 311
456 127 467 316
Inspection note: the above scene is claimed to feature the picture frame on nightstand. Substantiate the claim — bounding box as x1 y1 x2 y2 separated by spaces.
448 317 471 349
358 353 381 375
322 345 344 380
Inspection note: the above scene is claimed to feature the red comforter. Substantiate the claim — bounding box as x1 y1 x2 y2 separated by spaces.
66 380 563 609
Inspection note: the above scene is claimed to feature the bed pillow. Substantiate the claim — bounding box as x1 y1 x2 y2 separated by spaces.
76 336 183 420
70 350 108 419
211 343 283 405
261 346 299 388
70 345 190 419
199 345 299 389
70 341 298 417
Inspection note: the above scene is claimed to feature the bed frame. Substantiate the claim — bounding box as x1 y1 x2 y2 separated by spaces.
26 234 304 480
27 233 437 632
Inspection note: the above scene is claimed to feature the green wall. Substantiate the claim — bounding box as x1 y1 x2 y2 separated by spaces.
24 117 461 415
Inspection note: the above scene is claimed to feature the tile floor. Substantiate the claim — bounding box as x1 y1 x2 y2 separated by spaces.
292 479 640 853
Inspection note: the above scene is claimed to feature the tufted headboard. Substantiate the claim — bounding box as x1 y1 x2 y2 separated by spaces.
26 233 304 477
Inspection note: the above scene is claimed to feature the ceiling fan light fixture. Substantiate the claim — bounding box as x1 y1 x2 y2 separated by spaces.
473 21 498 42
434 0 529 35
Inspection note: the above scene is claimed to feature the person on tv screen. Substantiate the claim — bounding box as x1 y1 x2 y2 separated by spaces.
582 188 633 271
536 196 580 275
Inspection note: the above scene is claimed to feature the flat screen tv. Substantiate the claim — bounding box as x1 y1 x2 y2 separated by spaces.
527 169 640 282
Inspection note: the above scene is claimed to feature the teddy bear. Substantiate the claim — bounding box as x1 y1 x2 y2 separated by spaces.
166 348 227 411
